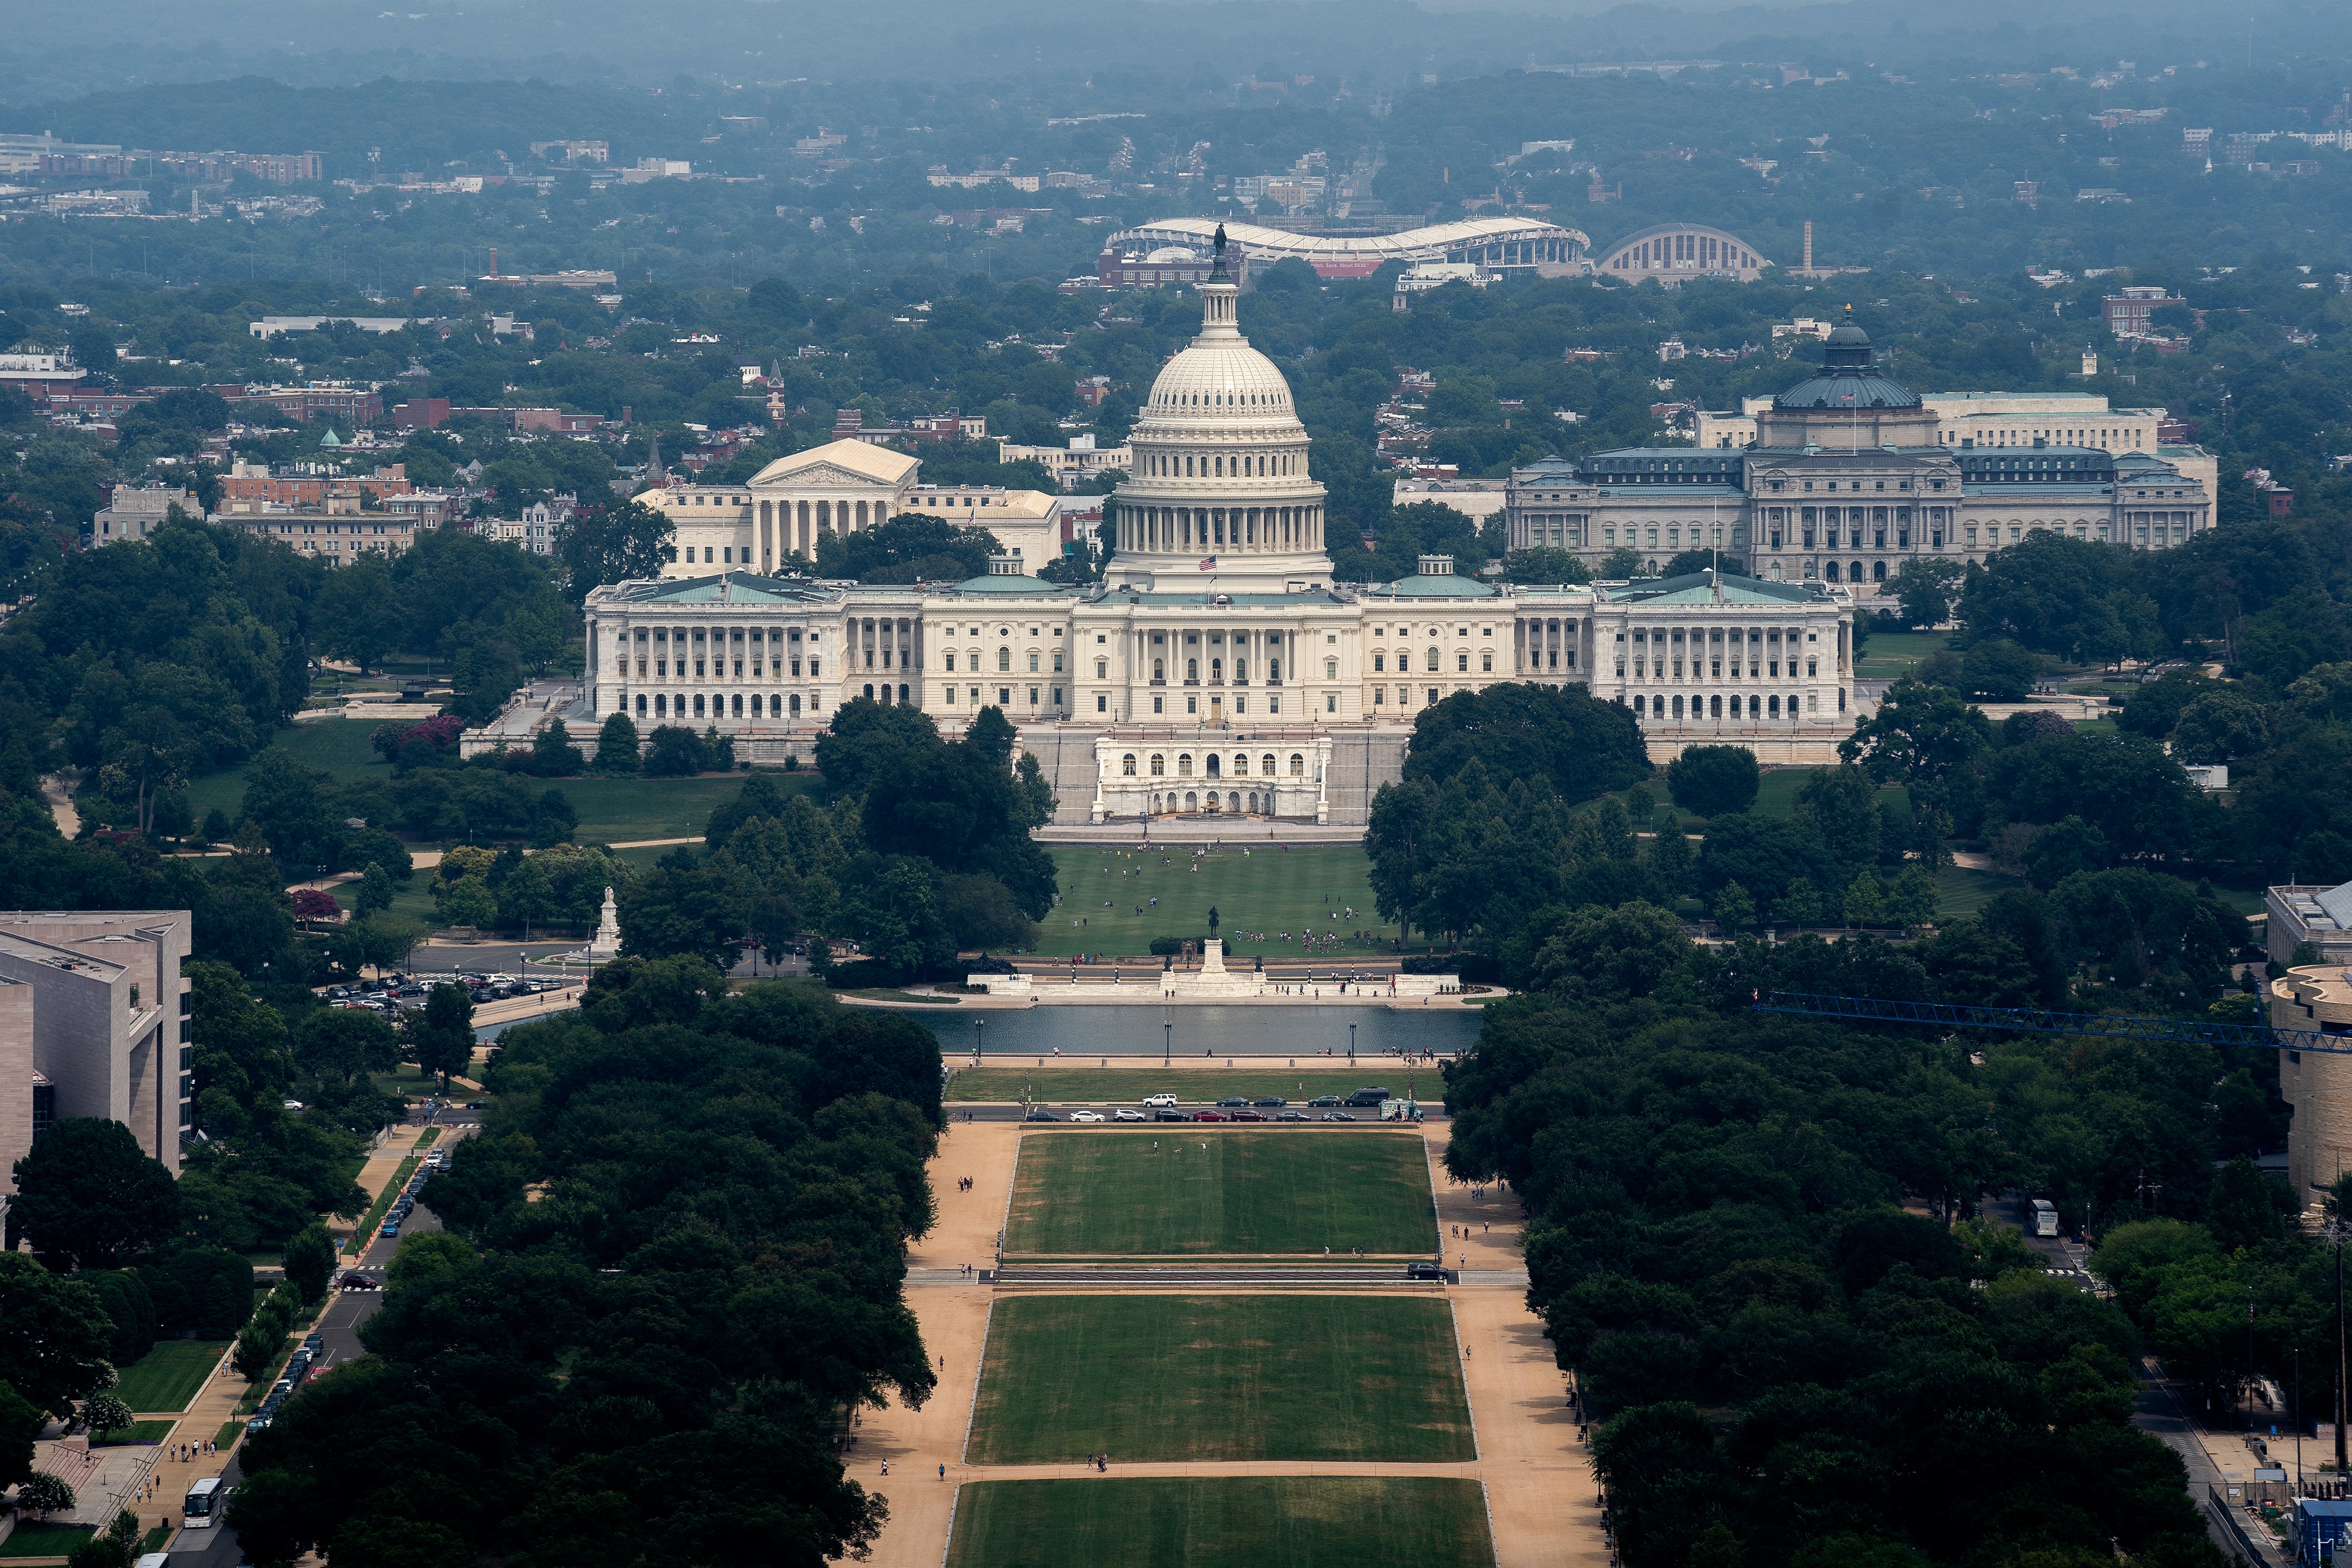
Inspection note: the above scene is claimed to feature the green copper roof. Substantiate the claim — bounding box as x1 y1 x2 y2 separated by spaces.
1602 569 1827 606
1364 570 1499 600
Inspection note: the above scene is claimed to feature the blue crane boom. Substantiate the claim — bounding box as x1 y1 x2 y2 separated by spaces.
1748 989 2352 1056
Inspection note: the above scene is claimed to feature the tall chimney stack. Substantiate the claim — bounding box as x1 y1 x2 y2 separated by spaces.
489 248 499 278
1802 221 1813 272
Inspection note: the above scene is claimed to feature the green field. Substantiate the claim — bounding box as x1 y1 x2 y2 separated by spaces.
112 1339 229 1413
945 1478 1495 1568
967 1296 1474 1465
1005 1129 1434 1255
95 1419 178 1445
0 1524 98 1559
1854 630 1955 680
948 1069 1434 1104
188 717 801 849
1038 844 1384 958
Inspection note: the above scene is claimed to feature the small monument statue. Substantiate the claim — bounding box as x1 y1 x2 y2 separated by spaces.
588 885 622 961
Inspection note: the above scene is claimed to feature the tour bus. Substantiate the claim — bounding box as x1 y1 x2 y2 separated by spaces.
185 1476 230 1529
2031 1198 2060 1238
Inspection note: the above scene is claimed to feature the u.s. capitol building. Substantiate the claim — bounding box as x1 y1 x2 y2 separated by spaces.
577 258 1860 825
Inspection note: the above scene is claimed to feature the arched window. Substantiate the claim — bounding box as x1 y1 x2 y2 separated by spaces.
1122 754 1138 775
635 694 647 716
1178 754 1194 776
1261 754 1275 774
694 694 706 717
1185 791 1198 811
731 694 743 716
1672 696 1683 719
998 648 1011 671
1769 695 1780 717
1825 561 1841 582
1153 658 1165 680
1289 754 1305 777
1872 561 1887 581
1425 648 1439 672
1150 754 1165 775
790 694 801 715
1187 658 1199 680
1709 694 1720 718
1206 754 1221 778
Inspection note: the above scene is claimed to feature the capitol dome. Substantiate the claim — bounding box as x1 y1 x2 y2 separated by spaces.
1752 306 1938 451
1143 245 1200 263
1106 238 1331 593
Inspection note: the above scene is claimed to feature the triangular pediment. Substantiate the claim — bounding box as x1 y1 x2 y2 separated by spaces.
756 462 893 490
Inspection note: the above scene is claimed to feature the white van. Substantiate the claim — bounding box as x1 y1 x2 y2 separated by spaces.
1140 1093 1180 1109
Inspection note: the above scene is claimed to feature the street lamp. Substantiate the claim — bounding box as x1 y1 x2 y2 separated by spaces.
2326 1212 2350 1472
1348 1022 1356 1064
974 1018 985 1065
1163 1010 1171 1068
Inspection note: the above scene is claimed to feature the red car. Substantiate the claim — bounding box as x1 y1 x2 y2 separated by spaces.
1228 1109 1267 1122
1191 1110 1229 1122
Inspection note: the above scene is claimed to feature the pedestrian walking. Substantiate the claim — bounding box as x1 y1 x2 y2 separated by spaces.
940 1463 947 1479
881 1459 888 1476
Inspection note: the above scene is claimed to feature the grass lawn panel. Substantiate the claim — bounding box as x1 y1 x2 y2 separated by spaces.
94 1419 177 1445
560 772 811 844
946 1477 1493 1568
969 1295 1472 1465
0 1524 98 1559
112 1340 229 1412
1037 844 1384 958
948 1069 1436 1104
1932 862 2027 917
184 720 389 823
1004 1129 1434 1255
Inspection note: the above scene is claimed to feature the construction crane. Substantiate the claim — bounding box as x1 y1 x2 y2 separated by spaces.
1748 989 2351 1056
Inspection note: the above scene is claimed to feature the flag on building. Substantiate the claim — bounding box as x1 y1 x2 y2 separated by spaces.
1198 556 1217 570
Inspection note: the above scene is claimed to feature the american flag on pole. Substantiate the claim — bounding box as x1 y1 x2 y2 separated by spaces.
1198 556 1217 570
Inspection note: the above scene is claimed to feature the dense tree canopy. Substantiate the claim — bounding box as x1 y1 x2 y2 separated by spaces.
227 967 942 1568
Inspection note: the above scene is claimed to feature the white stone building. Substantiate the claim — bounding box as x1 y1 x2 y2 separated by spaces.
576 256 1860 823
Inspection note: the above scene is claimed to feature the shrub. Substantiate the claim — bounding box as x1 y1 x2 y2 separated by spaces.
1665 745 1760 817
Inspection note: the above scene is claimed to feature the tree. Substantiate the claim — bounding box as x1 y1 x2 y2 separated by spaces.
354 861 394 918
1666 745 1759 815
557 497 673 602
76 1393 132 1438
16 1472 75 1520
234 1317 282 1383
1712 880 1756 932
435 876 497 931
291 887 341 928
1890 559 1965 629
592 711 641 774
1842 869 1885 927
2208 1156 2278 1252
1839 679 1993 786
1774 876 1823 927
0 1255 116 1416
10 1119 179 1269
294 1008 399 1084
643 724 707 777
409 984 476 1086
67 1509 139 1568
2167 690 2274 767
285 1221 337 1305
0 1382 41 1490
1885 863 1939 931
527 719 586 777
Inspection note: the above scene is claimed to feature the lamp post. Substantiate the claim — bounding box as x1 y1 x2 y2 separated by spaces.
2327 1212 2349 1472
1348 1022 1356 1064
1162 1011 1171 1068
974 1018 984 1066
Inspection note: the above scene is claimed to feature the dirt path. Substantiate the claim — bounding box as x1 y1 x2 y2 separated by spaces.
857 1122 1599 1568
40 771 78 838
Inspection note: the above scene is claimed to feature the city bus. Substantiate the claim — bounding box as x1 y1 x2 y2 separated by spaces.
184 1476 230 1529
2030 1199 2060 1238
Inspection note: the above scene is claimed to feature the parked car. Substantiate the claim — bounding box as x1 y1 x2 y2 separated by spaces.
1252 1097 1287 1108
379 1222 400 1238
1154 1109 1190 1122
338 1271 378 1290
303 1332 324 1353
1307 1095 1343 1108
1112 1108 1148 1122
1216 1097 1250 1108
1228 1109 1267 1122
1024 1109 1061 1122
1191 1111 1229 1122
245 1416 271 1435
1320 1112 1357 1122
1140 1094 1180 1109
1345 1087 1392 1108
1405 1261 1446 1281
1276 1111 1309 1122
1068 1111 1106 1123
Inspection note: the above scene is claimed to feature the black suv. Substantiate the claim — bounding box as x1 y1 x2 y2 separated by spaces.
1252 1096 1287 1108
1154 1108 1190 1122
1345 1086 1392 1108
1405 1261 1446 1282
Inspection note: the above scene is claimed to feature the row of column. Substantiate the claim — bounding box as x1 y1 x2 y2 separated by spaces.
1515 617 1582 674
752 497 886 566
856 616 918 672
1124 505 1321 554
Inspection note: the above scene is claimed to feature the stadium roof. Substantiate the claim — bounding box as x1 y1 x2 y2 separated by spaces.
1107 217 1589 270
